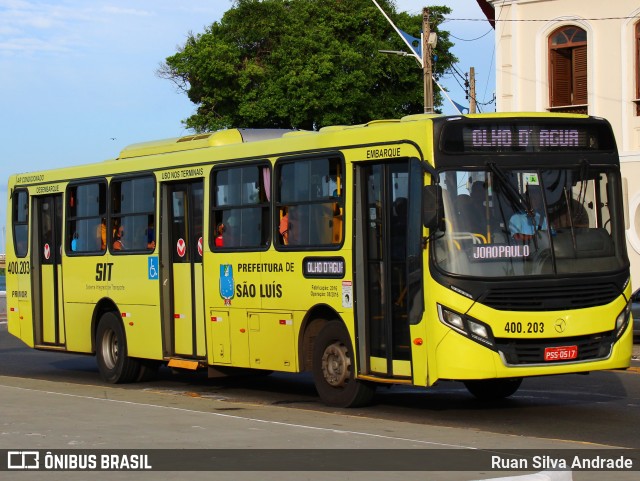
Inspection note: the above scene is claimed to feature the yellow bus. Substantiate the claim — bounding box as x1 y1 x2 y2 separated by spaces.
5 113 633 407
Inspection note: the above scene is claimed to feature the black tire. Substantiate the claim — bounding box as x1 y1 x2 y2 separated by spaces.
312 321 375 408
463 378 523 401
95 312 141 384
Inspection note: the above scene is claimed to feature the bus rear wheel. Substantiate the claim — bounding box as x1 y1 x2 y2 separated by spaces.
463 378 522 401
96 312 141 384
312 321 375 408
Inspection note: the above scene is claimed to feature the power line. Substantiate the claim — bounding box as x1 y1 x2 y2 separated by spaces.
447 67 467 92
445 64 495 113
449 29 493 42
450 64 467 82
446 15 640 23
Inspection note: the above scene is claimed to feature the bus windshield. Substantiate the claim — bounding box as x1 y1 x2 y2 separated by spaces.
433 166 626 278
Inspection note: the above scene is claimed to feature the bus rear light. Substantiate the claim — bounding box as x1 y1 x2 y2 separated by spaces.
413 338 424 346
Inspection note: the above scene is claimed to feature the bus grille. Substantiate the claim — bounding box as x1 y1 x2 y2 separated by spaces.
495 332 615 365
480 283 620 311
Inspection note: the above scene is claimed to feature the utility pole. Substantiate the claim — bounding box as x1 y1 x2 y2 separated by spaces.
422 8 434 114
469 67 477 114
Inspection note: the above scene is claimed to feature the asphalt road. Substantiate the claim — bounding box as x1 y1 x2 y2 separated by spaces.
4 373 637 481
1 322 639 453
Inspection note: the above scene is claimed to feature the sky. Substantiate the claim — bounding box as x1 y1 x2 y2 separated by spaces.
0 0 495 252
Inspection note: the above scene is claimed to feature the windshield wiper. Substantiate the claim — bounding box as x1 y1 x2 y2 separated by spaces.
563 186 581 258
487 162 538 249
565 160 591 257
487 162 544 251
487 162 536 218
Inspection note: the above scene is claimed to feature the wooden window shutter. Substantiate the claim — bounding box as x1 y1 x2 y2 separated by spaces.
636 23 640 115
572 45 588 105
550 49 571 107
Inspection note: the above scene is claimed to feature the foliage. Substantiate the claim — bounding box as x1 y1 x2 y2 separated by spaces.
158 0 456 131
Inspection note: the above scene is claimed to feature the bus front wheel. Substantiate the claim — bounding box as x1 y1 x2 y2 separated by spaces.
96 312 141 384
463 378 522 401
312 321 375 408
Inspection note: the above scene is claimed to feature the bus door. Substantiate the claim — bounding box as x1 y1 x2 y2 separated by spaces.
160 180 206 359
31 194 65 346
355 159 423 378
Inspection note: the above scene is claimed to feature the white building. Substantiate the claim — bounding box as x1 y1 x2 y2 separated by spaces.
478 0 640 290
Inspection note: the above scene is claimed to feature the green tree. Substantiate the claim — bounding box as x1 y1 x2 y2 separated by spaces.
158 0 456 132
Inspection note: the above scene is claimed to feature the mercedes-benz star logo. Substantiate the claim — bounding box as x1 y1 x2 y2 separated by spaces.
554 319 566 333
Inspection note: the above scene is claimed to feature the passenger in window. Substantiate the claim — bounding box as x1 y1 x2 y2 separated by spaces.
215 223 225 247
509 193 548 242
552 197 589 229
96 218 106 250
113 225 125 251
509 212 541 242
279 208 289 245
71 232 79 252
146 218 156 249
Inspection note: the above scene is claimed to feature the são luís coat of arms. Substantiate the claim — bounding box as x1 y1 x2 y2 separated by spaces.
219 264 234 306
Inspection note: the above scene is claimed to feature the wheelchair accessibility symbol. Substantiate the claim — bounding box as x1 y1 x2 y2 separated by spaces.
148 256 159 280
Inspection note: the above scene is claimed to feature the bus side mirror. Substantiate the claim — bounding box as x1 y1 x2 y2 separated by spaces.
422 185 444 230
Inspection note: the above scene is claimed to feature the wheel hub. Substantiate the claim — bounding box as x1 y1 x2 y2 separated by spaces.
102 329 119 370
321 342 351 387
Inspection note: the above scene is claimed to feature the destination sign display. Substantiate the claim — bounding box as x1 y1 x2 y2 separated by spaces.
440 121 615 153
303 256 345 279
470 128 581 149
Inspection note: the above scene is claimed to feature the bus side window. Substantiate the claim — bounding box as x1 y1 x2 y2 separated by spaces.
13 189 29 258
110 176 155 254
211 163 270 250
276 156 344 248
66 182 107 255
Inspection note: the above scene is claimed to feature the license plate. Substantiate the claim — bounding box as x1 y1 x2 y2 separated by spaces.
544 345 578 361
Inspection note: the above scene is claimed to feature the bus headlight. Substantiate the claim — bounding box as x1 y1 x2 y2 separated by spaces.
437 304 464 332
615 303 631 339
437 304 495 349
468 320 489 339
